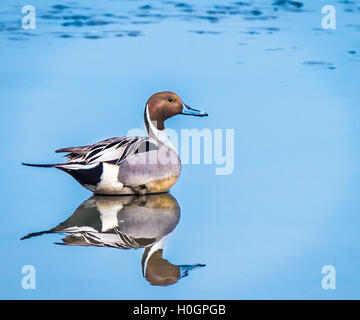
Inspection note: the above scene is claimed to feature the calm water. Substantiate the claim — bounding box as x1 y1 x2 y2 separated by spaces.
1 0 360 299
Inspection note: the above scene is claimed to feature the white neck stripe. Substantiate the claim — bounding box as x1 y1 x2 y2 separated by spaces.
143 234 169 275
146 104 175 149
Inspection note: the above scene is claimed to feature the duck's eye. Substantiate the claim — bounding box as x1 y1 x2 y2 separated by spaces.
168 97 173 102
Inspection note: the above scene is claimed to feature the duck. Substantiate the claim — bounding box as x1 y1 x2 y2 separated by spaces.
22 91 208 195
22 193 205 286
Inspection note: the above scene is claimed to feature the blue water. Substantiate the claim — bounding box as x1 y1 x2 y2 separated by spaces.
1 0 360 299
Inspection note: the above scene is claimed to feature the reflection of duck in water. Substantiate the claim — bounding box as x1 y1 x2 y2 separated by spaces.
22 193 205 286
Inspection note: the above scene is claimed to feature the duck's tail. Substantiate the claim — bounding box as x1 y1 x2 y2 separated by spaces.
21 162 58 168
21 230 53 240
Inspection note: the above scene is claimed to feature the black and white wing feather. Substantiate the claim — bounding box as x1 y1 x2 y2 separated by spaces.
56 136 157 166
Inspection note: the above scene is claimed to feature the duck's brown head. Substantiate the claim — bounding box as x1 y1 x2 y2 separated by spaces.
144 91 207 132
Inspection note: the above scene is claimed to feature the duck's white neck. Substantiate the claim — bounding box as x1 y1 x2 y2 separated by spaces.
143 234 169 275
145 104 175 150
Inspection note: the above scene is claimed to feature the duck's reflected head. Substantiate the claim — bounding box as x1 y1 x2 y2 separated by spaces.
142 247 206 287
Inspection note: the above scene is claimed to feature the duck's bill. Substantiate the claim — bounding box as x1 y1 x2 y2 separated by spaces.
179 264 206 279
181 104 208 117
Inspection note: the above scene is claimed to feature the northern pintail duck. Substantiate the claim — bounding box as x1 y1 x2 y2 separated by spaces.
22 194 205 286
23 92 207 195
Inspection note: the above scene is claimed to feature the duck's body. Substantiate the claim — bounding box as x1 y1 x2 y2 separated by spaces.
23 91 207 195
54 136 181 195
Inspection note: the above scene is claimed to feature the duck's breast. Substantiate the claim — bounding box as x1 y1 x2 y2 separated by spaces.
118 145 181 193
